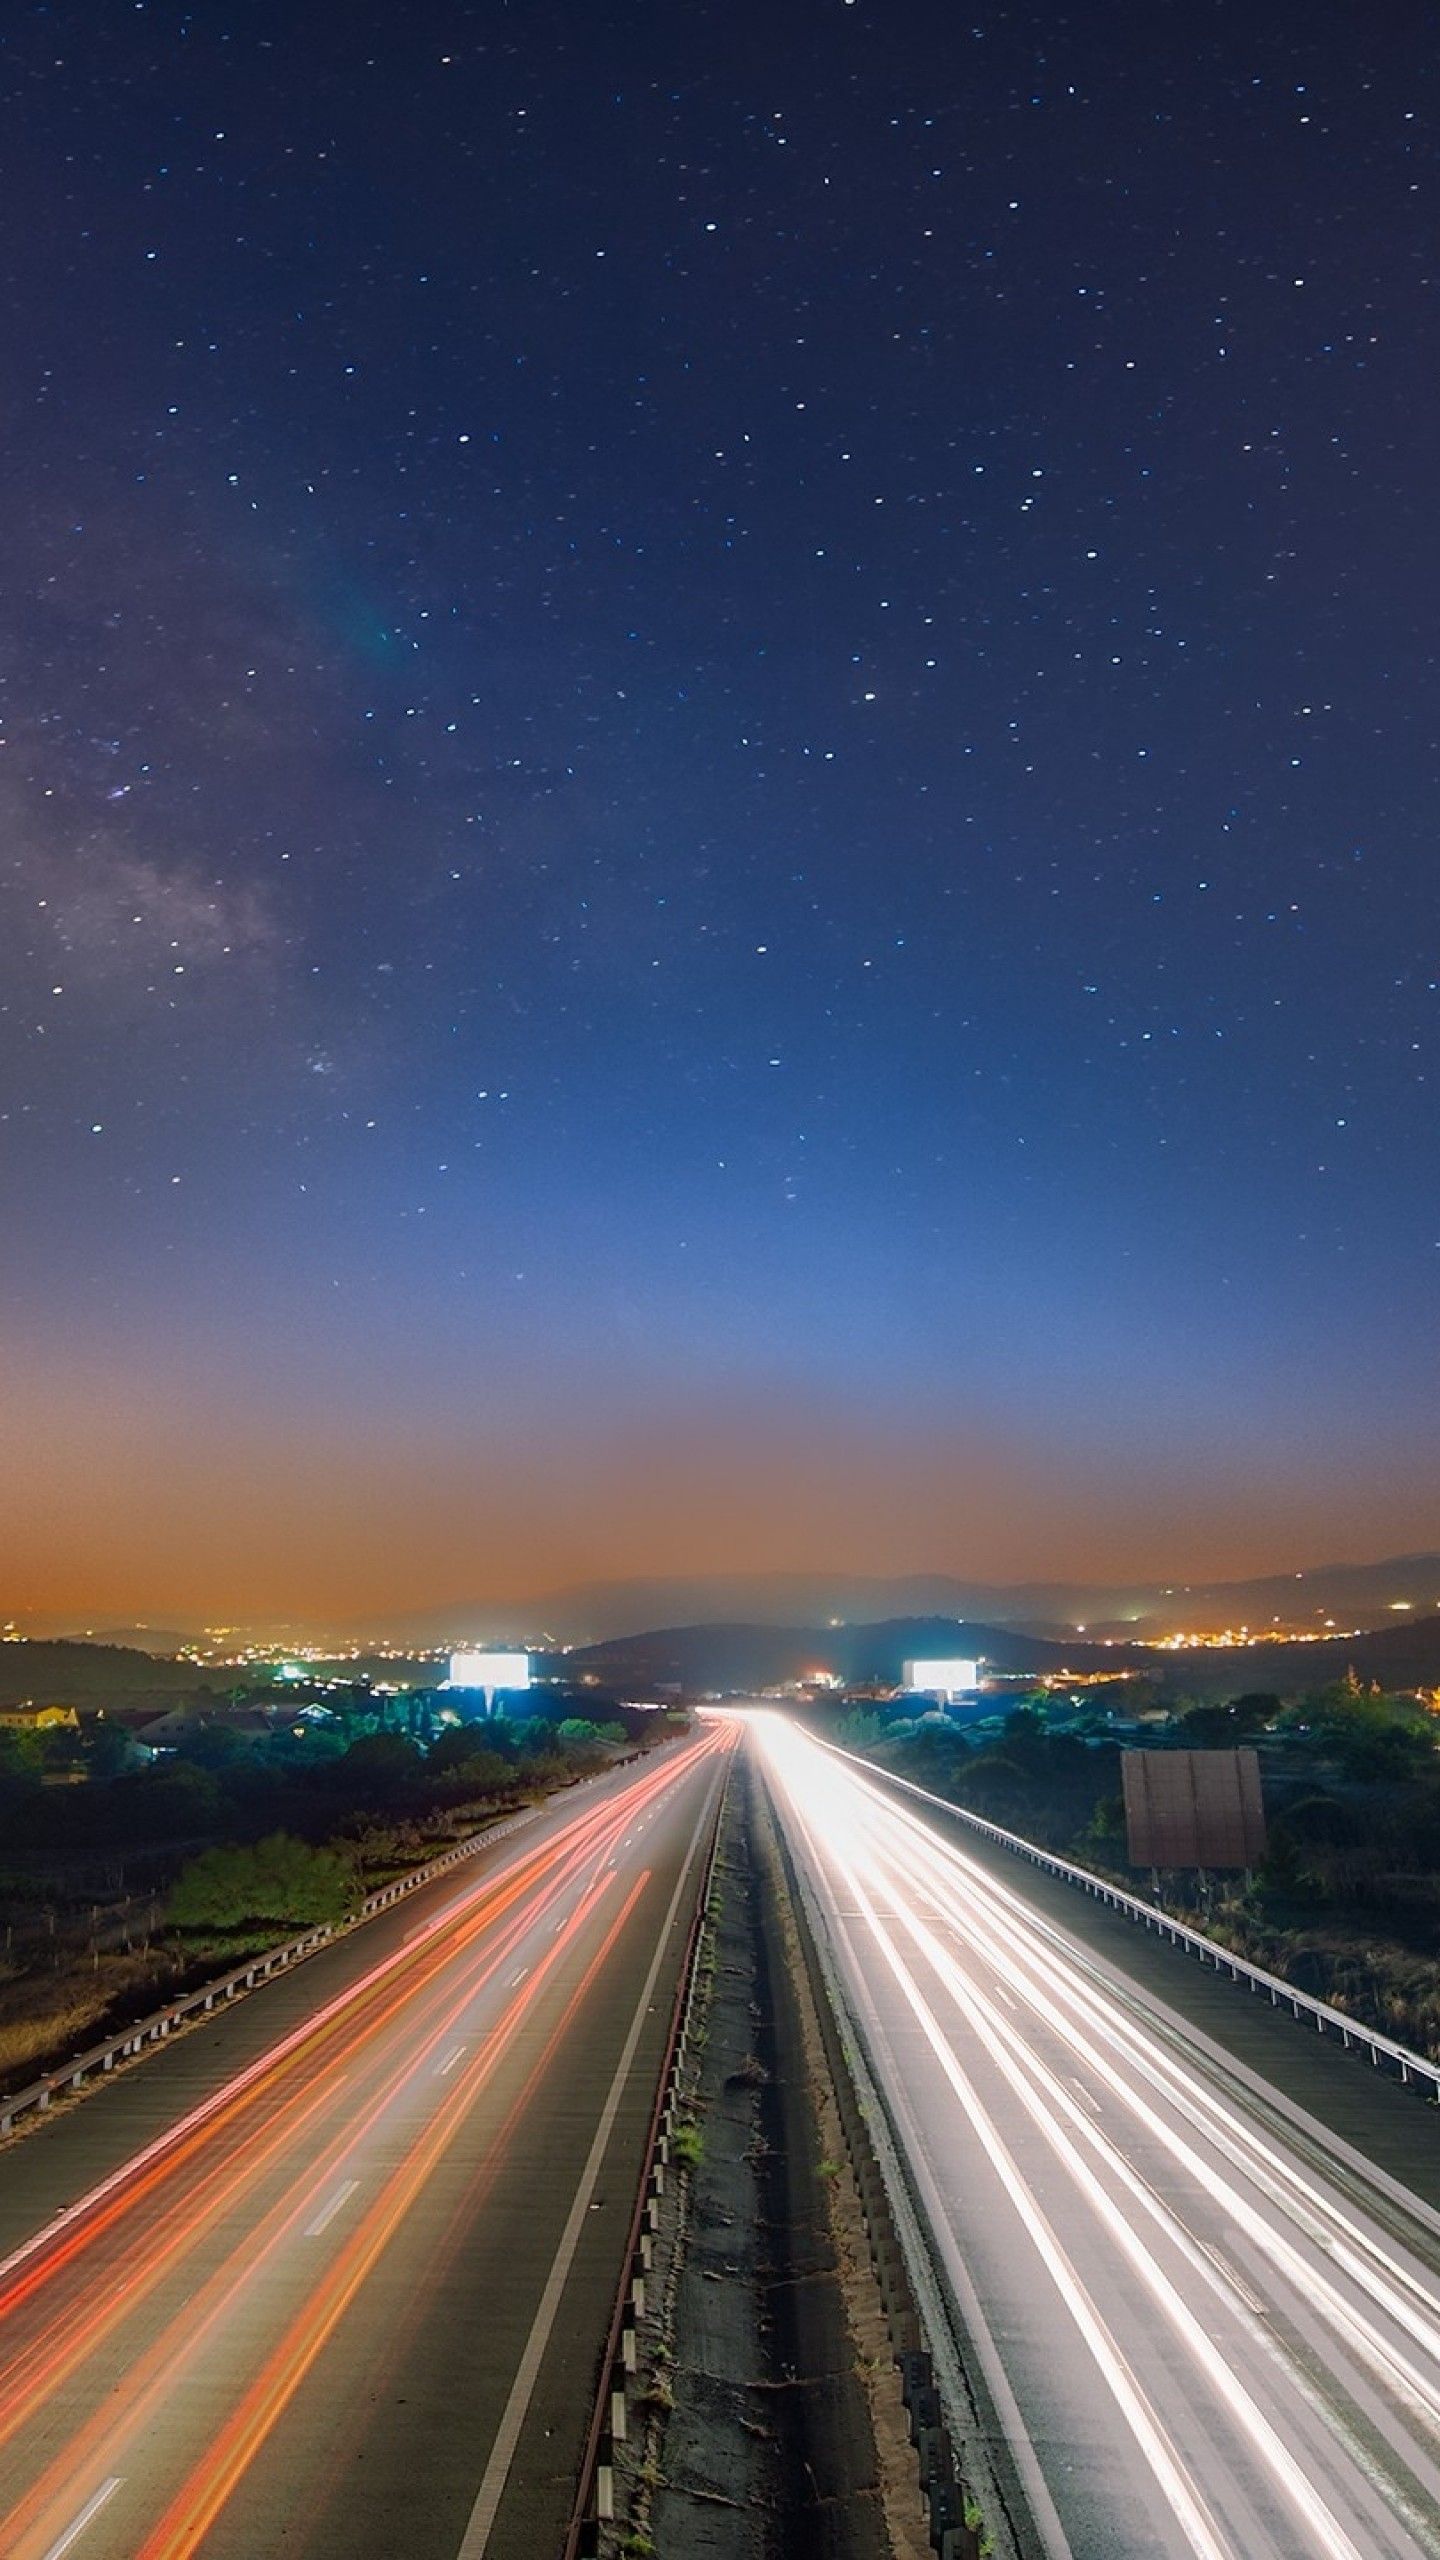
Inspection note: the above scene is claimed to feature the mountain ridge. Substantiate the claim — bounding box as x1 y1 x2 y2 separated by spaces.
352 1553 1440 1648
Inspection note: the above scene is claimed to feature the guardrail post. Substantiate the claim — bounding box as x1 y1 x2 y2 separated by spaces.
594 2433 615 2519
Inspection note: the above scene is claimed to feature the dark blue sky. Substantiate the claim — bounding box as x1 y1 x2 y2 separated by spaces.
2 0 1436 1626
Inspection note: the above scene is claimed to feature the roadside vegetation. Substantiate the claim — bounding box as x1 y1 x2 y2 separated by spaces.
0 1699 684 2090
823 1677 1440 2058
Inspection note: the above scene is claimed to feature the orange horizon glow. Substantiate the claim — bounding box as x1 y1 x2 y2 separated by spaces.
4 1352 1432 1630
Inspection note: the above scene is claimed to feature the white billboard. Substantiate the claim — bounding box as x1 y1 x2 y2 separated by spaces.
904 1657 979 1697
448 1650 531 1693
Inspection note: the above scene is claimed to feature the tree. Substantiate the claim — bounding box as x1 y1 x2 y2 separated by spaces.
427 1729 512 1795
171 1722 254 1771
39 1724 86 1778
1176 1694 1278 1748
119 1762 222 1839
333 1732 423 1807
1281 1679 1436 1780
0 1728 43 1783
84 1720 135 1778
837 1709 886 1749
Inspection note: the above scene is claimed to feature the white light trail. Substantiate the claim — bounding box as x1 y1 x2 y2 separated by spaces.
750 1711 1440 2560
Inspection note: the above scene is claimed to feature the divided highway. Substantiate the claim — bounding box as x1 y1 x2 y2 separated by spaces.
752 1712 1440 2560
0 1728 730 2560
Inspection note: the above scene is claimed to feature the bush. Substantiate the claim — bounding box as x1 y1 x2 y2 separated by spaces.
169 1832 356 1932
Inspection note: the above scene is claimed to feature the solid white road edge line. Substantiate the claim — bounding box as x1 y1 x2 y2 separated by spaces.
40 2477 123 2560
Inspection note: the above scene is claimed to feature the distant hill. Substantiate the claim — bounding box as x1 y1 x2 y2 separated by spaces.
56 1627 196 1658
1174 1614 1440 1697
367 1554 1440 1649
561 1617 1155 1692
0 1641 225 1708
3 1610 1439 1709
561 1610 1440 1698
10 1552 1440 1654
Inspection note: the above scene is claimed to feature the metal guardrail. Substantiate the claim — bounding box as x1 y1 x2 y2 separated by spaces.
826 1740 1440 2104
0 1791 572 2139
774 1796 987 2560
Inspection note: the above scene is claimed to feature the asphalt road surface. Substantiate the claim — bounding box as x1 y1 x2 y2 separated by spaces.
750 1711 1440 2560
0 1728 730 2560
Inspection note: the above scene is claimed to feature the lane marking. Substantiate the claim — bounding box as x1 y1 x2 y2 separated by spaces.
510 1967 529 1987
1069 2078 1101 2117
457 1776 721 2557
994 1983 1018 2010
41 2478 123 2560
304 2179 359 2238
436 2046 466 2078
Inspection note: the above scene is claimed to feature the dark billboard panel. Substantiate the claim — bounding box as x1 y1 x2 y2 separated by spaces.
1121 1747 1267 1869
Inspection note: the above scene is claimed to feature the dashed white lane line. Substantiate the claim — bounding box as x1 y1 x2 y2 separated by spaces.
436 2044 466 2076
304 2177 360 2238
510 1967 529 1987
41 2478 123 2560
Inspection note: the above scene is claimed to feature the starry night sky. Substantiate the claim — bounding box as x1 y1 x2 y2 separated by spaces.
2 0 1436 1628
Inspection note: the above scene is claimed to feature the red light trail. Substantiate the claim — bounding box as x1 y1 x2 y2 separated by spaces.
0 1729 730 2560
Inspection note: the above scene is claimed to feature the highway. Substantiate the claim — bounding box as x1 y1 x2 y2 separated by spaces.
751 1712 1440 2560
0 1727 730 2560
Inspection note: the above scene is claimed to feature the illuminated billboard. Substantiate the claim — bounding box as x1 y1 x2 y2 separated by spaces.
904 1657 980 1698
448 1650 531 1693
